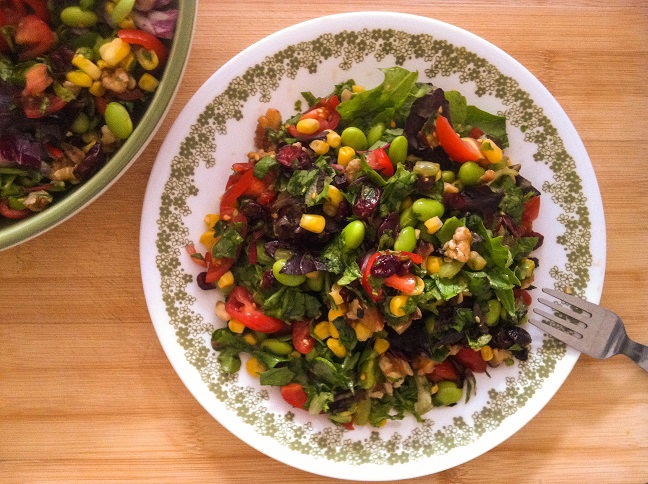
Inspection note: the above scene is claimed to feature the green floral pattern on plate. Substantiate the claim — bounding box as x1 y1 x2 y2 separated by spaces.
154 28 590 463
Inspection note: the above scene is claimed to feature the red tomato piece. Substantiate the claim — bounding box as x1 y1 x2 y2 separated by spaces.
383 273 417 293
287 95 341 138
435 115 481 163
118 29 169 65
366 147 394 177
292 320 315 355
361 252 384 302
185 244 208 268
14 14 54 60
205 256 235 283
21 94 66 118
521 195 541 228
225 286 286 333
280 383 308 408
429 360 459 383
0 199 31 219
514 288 532 306
454 347 487 373
22 63 52 97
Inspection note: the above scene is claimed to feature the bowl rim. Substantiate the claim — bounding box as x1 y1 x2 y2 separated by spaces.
0 1 198 252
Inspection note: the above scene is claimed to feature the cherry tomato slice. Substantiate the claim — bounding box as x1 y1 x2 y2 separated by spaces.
280 383 309 408
14 14 54 60
225 286 285 333
0 199 31 219
220 166 276 211
383 273 417 293
118 29 169 65
454 347 487 373
514 288 532 306
361 252 384 302
429 360 459 383
366 147 394 177
292 320 315 355
21 94 66 118
287 95 341 138
521 195 541 228
435 115 481 163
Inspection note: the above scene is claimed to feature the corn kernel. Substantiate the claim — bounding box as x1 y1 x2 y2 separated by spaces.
217 270 235 289
481 139 503 164
66 70 93 88
377 418 387 427
326 130 341 148
351 85 366 93
374 338 390 355
246 357 266 377
430 383 439 394
119 17 136 29
89 80 106 97
325 185 344 207
99 38 131 66
327 338 347 358
120 51 137 70
72 55 102 80
204 213 219 228
243 333 258 346
328 321 340 339
389 295 409 317
352 321 373 342
138 73 159 92
405 276 425 296
96 60 109 70
481 345 494 362
337 146 355 166
135 48 159 70
322 202 337 217
309 139 329 155
299 213 326 233
426 256 442 274
314 321 331 340
296 118 320 135
228 318 245 334
329 284 344 305
424 216 443 234
200 229 218 250
328 305 346 322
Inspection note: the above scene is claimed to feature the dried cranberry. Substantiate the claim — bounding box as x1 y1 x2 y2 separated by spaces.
276 144 312 170
353 185 381 219
370 254 401 278
261 269 276 288
197 272 216 290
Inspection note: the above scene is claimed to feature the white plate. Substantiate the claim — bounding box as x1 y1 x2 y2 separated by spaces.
140 12 606 480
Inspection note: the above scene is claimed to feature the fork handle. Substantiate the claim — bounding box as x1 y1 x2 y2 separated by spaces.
621 338 648 372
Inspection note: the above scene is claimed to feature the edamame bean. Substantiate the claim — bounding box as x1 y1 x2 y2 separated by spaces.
60 6 99 28
436 260 464 279
366 122 385 147
272 259 306 287
260 338 294 356
393 226 417 252
341 220 365 250
340 127 368 151
274 248 293 261
387 135 408 165
79 0 97 9
353 398 372 426
104 102 133 140
441 170 456 183
399 207 418 228
218 351 241 373
484 299 501 326
111 0 136 25
433 380 463 406
70 112 90 134
306 271 324 291
358 353 379 390
413 161 440 177
458 161 485 186
411 198 445 221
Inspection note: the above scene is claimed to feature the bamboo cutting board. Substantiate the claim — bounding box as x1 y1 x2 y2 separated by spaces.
1 1 647 482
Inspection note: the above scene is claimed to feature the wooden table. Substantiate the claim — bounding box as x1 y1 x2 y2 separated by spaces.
2 1 647 482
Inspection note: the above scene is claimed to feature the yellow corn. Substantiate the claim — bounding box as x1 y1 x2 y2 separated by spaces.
326 130 341 148
328 305 346 322
314 321 331 340
352 85 366 93
119 17 136 29
426 256 443 274
325 185 344 207
200 229 217 249
430 383 439 394
405 276 425 296
377 418 387 427
467 251 487 271
296 118 320 135
481 139 503 164
243 333 258 346
374 338 390 355
138 73 159 92
480 345 494 362
390 295 409 317
352 321 373 342
120 51 137 71
329 284 344 305
400 196 413 210
306 271 320 279
72 55 102 80
246 357 266 377
228 318 245 334
328 321 340 339
327 338 347 358
99 38 131 66
96 59 110 70
299 214 326 233
66 70 93 88
309 139 329 155
424 216 443 234
217 270 235 289
337 146 355 167
204 213 219 228
322 202 337 217
134 48 159 70
89 80 106 96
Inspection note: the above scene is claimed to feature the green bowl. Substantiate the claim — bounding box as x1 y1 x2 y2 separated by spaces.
0 2 197 251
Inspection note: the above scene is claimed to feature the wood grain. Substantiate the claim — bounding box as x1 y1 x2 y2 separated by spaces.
1 2 647 482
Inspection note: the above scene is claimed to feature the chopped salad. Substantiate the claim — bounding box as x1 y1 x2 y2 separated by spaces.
0 0 177 219
189 67 543 428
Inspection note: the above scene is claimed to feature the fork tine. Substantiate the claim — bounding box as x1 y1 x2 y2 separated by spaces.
536 296 590 326
541 288 598 313
530 314 585 348
532 307 585 337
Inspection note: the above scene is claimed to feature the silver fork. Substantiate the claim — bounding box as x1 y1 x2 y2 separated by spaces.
530 288 648 372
